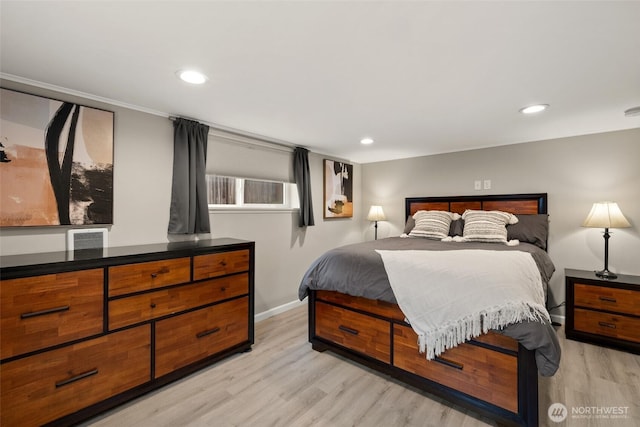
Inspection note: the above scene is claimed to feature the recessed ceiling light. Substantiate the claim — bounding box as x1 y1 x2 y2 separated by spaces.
360 137 374 145
519 104 549 114
624 106 640 117
177 70 208 85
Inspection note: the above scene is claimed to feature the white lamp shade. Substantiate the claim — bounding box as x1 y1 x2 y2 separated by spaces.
582 202 631 229
367 205 386 221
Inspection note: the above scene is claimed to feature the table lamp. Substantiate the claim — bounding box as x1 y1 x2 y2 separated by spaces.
582 201 631 279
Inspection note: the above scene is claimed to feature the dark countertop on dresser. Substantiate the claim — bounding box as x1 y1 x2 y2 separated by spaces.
0 238 253 278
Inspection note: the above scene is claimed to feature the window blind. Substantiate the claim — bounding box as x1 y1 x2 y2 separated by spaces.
205 130 294 183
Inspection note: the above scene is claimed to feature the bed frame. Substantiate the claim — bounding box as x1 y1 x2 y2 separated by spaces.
308 193 548 427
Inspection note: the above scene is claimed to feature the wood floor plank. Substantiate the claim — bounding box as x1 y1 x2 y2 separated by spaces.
84 304 640 427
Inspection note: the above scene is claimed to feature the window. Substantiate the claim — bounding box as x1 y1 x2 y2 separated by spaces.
244 179 283 204
207 175 236 205
206 175 299 210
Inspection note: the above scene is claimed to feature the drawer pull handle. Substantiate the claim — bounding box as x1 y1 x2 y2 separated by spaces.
338 325 359 336
220 287 227 292
20 305 70 319
55 368 99 388
598 321 616 329
196 327 221 338
434 356 464 371
599 296 617 303
150 303 157 309
220 261 227 267
150 267 170 278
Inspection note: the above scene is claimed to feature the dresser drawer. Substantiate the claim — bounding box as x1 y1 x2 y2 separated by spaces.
155 297 249 377
315 301 391 363
109 273 249 330
109 257 191 297
574 283 640 316
574 308 640 343
0 325 150 427
193 249 250 280
0 269 103 360
393 324 518 413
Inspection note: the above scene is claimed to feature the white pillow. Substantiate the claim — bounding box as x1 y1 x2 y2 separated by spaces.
462 210 519 243
409 210 461 240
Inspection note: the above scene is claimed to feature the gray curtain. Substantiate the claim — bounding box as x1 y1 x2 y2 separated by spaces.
293 147 314 227
168 118 211 234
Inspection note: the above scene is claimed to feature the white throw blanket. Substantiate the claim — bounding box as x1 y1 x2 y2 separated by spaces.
376 249 550 360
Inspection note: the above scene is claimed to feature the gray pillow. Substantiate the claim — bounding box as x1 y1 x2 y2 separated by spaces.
404 216 415 234
507 214 549 250
449 219 464 237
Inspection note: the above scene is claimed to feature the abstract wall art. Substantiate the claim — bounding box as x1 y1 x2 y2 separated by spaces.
323 159 353 218
0 88 114 227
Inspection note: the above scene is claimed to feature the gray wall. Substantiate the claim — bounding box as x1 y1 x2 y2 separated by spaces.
207 150 364 315
361 128 640 318
0 79 364 316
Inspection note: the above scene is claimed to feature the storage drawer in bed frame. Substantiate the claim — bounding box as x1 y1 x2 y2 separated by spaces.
309 290 538 427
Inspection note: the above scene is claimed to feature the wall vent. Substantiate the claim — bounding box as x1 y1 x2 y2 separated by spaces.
67 228 108 252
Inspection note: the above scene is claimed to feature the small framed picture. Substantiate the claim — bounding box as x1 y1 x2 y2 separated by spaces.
323 159 353 218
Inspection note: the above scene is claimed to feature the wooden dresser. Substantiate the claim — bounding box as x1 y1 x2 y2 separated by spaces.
565 268 640 354
0 238 254 426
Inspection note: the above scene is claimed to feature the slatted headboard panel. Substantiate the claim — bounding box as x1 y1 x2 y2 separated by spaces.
406 193 547 217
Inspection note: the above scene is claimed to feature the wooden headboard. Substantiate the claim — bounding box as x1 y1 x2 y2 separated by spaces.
405 193 547 217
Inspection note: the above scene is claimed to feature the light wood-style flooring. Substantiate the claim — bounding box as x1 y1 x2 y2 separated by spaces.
84 305 640 427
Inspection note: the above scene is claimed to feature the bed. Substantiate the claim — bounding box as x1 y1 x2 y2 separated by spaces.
298 193 560 427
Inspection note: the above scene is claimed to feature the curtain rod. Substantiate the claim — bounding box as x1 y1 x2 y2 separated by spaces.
169 116 297 153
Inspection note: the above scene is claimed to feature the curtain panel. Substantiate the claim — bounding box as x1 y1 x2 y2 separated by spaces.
293 147 315 227
168 118 211 234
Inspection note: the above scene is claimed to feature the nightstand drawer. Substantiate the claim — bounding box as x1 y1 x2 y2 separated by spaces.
574 308 640 343
574 283 640 316
315 301 391 363
109 257 191 297
0 325 150 427
0 269 104 360
155 297 249 378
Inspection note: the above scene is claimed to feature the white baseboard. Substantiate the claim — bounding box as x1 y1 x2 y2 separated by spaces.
550 314 565 326
255 299 307 323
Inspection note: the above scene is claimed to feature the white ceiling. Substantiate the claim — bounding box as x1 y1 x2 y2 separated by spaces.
1 1 639 164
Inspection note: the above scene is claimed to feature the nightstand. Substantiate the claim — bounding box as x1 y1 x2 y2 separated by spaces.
565 268 640 354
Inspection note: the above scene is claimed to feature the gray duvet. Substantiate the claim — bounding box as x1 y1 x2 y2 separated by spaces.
298 237 561 376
